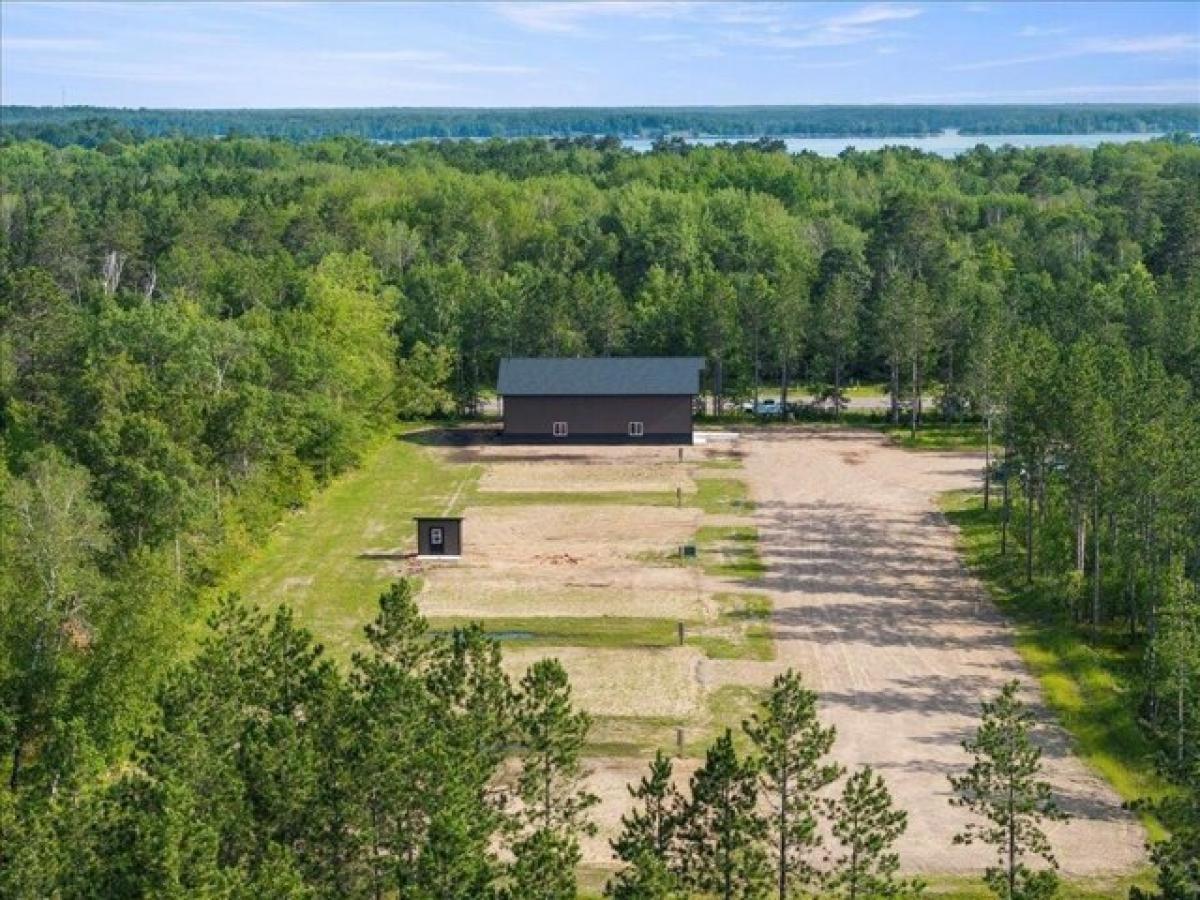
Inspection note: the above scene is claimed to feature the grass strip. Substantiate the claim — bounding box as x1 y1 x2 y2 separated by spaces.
425 616 685 649
686 592 774 661
695 525 766 580
941 489 1170 839
693 477 755 514
922 871 1155 899
225 427 480 662
884 422 990 451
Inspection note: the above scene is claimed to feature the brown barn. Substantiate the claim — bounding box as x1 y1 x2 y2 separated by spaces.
498 357 705 444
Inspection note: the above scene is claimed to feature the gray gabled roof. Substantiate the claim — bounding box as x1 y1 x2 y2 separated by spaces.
498 357 705 396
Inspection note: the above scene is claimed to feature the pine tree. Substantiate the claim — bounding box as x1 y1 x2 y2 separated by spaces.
677 729 770 900
823 766 923 899
511 658 598 899
743 668 842 899
1131 760 1200 900
607 750 685 899
949 681 1068 900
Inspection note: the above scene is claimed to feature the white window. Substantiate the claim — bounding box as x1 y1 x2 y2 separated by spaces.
430 527 444 546
552 421 569 437
628 421 645 437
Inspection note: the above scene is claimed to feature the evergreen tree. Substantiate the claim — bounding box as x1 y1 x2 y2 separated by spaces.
949 681 1068 900
677 729 770 900
744 668 842 898
607 750 685 899
823 766 923 899
511 658 598 899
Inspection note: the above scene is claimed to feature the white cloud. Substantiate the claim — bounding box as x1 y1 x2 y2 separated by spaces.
318 49 536 75
824 4 922 28
1018 25 1069 38
1 37 102 52
729 3 922 51
950 33 1200 70
894 79 1200 102
492 1 688 34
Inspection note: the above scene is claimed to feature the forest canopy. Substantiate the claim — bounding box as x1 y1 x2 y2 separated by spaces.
2 102 1199 145
2 130 1199 895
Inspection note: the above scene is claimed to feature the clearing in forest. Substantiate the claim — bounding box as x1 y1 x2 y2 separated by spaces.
229 424 1144 883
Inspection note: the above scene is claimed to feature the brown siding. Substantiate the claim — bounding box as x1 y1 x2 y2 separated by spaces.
416 519 462 556
503 395 693 443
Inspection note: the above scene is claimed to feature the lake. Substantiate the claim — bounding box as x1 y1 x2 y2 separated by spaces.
620 128 1184 157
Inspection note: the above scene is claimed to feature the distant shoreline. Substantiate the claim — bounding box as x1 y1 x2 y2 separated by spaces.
4 103 1197 145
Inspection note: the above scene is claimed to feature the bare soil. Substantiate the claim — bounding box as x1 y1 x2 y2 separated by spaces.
417 501 716 621
502 645 705 719
742 427 1144 876
416 429 1142 878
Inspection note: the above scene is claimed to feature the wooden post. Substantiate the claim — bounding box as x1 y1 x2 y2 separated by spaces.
677 621 685 645
676 486 682 508
676 728 684 752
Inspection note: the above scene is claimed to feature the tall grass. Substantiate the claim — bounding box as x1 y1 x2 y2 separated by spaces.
941 489 1170 839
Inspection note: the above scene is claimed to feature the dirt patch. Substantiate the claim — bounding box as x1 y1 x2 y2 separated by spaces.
418 581 711 621
502 646 704 719
457 503 703 568
480 461 695 494
741 427 1145 876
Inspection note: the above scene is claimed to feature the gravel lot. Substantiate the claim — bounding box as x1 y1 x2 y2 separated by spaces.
743 427 1145 876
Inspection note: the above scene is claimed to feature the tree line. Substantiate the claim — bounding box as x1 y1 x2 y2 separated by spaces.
1 578 1073 900
1 132 1198 894
3 104 1197 145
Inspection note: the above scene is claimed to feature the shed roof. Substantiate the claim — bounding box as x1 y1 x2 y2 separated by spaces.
498 357 705 396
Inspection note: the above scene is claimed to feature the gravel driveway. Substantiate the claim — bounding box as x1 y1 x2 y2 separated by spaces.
743 427 1145 876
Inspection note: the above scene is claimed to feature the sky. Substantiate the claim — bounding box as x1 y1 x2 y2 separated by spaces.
1 1 1198 108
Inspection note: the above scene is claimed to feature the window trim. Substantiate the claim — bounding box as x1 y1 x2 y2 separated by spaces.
552 421 569 437
628 421 645 437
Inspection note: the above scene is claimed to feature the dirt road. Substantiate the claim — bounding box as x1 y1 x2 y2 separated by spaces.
742 428 1144 875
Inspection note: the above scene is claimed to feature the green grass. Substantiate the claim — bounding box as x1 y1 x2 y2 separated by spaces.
224 428 480 662
692 477 755 514
884 421 990 451
687 592 774 661
578 864 1156 899
941 489 1170 839
841 381 889 398
426 616 684 649
923 870 1155 899
695 525 766 580
697 457 744 470
429 596 772 661
714 591 772 619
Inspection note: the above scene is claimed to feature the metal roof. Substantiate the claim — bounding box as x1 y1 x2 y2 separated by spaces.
498 357 705 396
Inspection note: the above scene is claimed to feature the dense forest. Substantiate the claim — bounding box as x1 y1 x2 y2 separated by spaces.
3 103 1199 145
2 130 1199 895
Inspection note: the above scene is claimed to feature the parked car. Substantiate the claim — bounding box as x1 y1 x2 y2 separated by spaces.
752 399 784 417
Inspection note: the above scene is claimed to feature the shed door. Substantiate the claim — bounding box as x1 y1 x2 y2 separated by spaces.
429 526 445 554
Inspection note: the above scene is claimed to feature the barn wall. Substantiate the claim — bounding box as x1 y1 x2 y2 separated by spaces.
503 395 693 443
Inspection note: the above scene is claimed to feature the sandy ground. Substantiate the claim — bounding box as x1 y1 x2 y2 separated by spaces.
480 461 696 494
417 428 1143 878
503 645 705 719
742 427 1145 876
417 502 714 621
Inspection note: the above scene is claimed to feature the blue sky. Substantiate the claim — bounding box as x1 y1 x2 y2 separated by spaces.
2 1 1197 107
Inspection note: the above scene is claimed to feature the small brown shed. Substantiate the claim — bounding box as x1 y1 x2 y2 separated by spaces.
414 516 462 558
